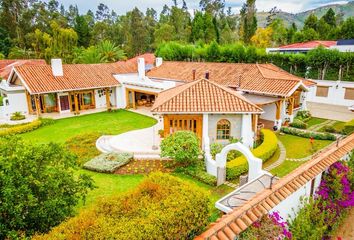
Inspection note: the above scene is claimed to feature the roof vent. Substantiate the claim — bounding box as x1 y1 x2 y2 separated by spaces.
192 69 196 80
205 71 210 80
51 59 63 77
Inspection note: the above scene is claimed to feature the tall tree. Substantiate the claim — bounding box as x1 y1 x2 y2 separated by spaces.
74 15 90 47
322 8 336 27
199 0 225 16
239 0 257 44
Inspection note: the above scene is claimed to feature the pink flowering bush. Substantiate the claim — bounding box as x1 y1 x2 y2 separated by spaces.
290 159 354 239
239 211 291 240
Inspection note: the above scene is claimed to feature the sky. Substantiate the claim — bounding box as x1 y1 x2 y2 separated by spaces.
53 0 349 15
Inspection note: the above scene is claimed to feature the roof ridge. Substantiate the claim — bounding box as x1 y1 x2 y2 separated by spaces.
205 78 263 112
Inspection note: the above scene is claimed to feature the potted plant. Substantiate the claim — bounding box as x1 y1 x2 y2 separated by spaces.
158 129 164 138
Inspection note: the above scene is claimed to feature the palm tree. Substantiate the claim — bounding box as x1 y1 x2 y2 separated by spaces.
97 40 126 62
75 46 107 64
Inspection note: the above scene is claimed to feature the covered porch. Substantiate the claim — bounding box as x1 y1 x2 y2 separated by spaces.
125 88 158 109
27 88 113 117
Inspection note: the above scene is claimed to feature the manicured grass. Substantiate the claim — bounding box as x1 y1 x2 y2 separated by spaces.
20 110 157 143
332 121 346 132
277 134 333 159
270 160 306 177
306 117 327 128
263 147 280 169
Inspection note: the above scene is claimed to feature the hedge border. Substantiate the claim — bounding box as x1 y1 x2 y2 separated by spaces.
280 127 337 140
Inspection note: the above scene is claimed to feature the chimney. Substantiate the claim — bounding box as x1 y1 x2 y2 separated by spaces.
137 57 145 80
156 57 163 67
51 59 63 77
192 69 196 80
205 71 210 80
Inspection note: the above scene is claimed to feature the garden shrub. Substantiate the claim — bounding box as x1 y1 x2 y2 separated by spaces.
83 152 133 173
226 129 278 180
239 212 291 239
295 110 312 122
175 162 217 186
0 119 42 137
289 119 308 129
161 131 200 166
319 125 337 133
10 111 25 121
290 161 354 239
66 132 101 165
342 119 354 135
0 137 94 239
281 127 337 140
33 173 210 240
210 137 242 161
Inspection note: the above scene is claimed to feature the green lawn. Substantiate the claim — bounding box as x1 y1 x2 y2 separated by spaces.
277 134 333 159
332 121 346 132
20 110 157 143
270 160 306 177
306 117 327 128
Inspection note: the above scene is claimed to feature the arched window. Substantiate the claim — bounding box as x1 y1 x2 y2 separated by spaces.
217 119 231 140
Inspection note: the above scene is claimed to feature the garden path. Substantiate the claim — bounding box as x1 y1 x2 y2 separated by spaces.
308 119 336 131
96 107 163 159
264 141 286 171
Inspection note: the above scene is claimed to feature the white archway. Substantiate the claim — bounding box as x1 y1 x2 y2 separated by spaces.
204 137 268 185
215 142 266 182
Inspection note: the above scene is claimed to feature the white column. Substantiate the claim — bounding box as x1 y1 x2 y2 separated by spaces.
202 114 209 150
301 91 308 110
241 114 253 148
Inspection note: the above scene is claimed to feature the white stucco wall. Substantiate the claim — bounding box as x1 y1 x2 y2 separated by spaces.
1 90 29 118
94 88 117 109
261 103 276 121
207 114 242 144
307 80 354 107
270 172 323 221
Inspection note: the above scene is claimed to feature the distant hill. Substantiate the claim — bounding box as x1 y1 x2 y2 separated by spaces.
254 1 354 28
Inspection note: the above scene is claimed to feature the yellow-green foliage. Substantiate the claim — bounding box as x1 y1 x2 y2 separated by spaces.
227 129 278 168
343 119 354 135
33 173 210 240
0 120 42 137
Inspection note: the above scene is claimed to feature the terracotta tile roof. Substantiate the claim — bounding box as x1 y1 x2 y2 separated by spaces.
0 59 46 79
279 40 337 49
14 62 135 94
151 78 263 113
196 133 354 240
126 53 156 65
147 61 313 97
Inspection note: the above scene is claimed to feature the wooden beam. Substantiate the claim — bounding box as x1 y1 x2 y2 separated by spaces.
288 97 295 116
132 90 136 109
163 115 169 138
105 88 111 111
275 100 282 120
25 91 34 114
74 92 80 115
34 95 41 117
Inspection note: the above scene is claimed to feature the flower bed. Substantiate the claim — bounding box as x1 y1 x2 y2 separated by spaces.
281 127 337 140
83 152 133 173
115 159 172 175
226 129 278 180
0 118 54 137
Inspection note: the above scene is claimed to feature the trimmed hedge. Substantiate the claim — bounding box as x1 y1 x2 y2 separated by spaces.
281 127 337 140
83 152 133 173
175 163 217 186
289 119 308 129
0 118 54 137
226 129 278 180
33 173 210 240
295 110 312 122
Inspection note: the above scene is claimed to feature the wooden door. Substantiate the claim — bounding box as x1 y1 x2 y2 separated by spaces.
60 95 70 111
163 115 203 141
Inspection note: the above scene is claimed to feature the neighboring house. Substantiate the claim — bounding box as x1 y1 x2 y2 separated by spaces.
306 80 354 121
147 61 315 130
151 78 263 147
266 40 337 54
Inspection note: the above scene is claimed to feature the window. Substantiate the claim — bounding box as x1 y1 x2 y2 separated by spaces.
316 86 329 97
217 119 231 140
344 88 354 100
83 93 93 105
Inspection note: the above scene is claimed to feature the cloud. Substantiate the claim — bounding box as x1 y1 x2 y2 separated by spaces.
52 0 348 15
